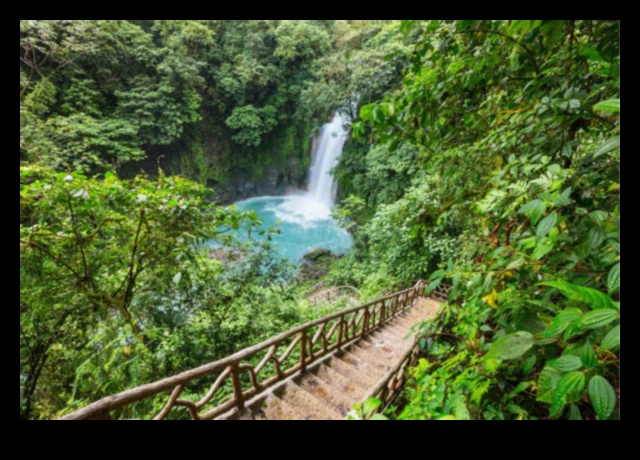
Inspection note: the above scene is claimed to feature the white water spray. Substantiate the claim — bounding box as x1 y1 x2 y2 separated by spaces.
307 112 347 209
275 111 347 222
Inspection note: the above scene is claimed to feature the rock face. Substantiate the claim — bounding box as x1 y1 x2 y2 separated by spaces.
298 249 342 282
214 160 307 204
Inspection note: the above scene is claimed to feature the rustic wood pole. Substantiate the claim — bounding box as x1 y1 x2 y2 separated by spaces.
300 330 307 371
230 362 244 411
361 308 369 338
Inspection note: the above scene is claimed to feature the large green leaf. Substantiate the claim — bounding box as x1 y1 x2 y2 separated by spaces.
579 309 619 329
588 376 616 420
533 238 554 260
550 371 585 417
536 366 562 403
594 136 620 158
574 339 597 369
599 325 620 352
568 404 583 420
551 355 582 372
607 263 620 294
536 212 557 240
541 308 582 337
518 199 546 225
485 331 534 360
539 281 616 310
593 99 620 113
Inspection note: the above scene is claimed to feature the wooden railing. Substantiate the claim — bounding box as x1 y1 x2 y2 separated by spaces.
60 280 434 420
361 341 421 417
301 281 327 299
361 282 451 417
306 285 362 305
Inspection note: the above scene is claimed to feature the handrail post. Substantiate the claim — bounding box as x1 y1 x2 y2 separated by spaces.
300 330 307 371
361 307 369 338
230 361 244 411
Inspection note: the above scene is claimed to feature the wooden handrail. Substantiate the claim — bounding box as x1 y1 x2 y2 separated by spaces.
60 279 450 420
307 285 362 305
360 283 450 417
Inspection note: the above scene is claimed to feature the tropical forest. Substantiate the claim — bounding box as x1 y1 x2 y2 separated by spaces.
20 20 620 420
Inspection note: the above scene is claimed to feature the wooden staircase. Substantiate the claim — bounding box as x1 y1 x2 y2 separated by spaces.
60 280 449 420
225 297 440 420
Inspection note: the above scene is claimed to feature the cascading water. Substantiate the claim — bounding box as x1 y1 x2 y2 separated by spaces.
307 113 347 211
230 112 352 262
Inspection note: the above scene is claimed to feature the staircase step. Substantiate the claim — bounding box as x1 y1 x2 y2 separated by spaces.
296 370 361 417
242 394 306 420
334 352 383 386
314 362 367 394
276 381 343 420
361 334 405 357
348 343 395 371
324 355 376 389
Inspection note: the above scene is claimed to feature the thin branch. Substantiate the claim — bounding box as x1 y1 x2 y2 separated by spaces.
20 239 80 279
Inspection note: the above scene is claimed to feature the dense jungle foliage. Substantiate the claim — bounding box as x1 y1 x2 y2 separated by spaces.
331 20 620 420
20 19 619 420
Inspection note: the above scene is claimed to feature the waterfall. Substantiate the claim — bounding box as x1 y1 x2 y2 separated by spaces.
228 110 353 262
305 112 347 211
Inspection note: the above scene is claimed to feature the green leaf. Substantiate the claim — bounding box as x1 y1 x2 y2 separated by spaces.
588 376 616 420
537 366 562 403
541 308 582 337
485 331 534 360
607 263 620 294
172 272 182 285
425 278 441 293
369 413 388 420
599 325 620 352
533 238 554 260
505 258 525 270
538 281 616 310
593 99 620 113
567 339 597 369
453 397 470 420
563 322 583 343
551 371 585 417
518 199 547 225
567 404 583 420
428 269 445 281
585 228 605 252
518 199 543 214
551 355 582 372
579 309 619 329
536 212 557 240
594 136 620 158
363 397 382 416
578 46 603 61
359 104 374 121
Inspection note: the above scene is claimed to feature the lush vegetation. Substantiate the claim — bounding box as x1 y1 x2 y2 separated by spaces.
331 20 620 420
20 20 619 420
20 20 340 199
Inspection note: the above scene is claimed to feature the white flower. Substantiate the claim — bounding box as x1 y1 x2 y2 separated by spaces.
63 175 73 182
137 194 147 203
